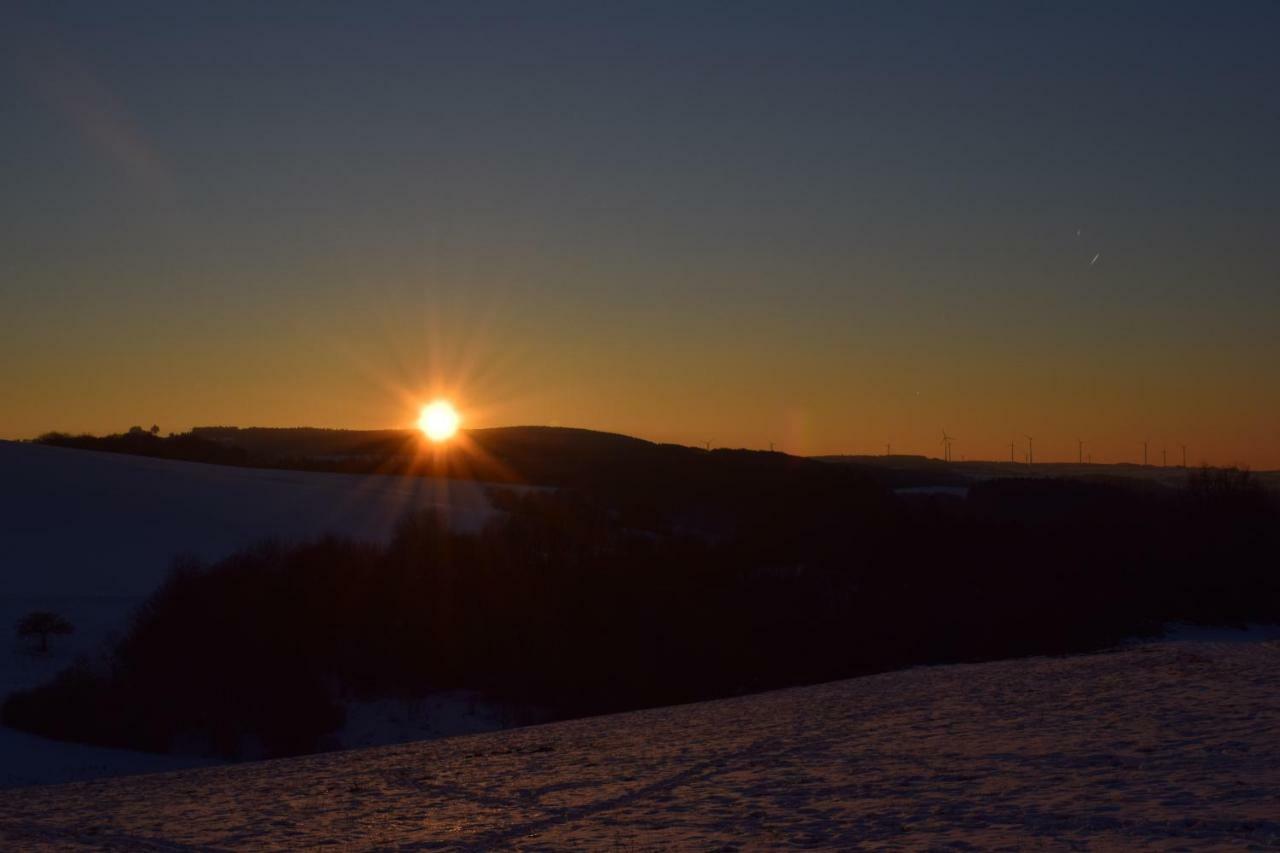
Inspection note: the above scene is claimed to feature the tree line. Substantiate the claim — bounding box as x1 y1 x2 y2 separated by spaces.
4 466 1276 760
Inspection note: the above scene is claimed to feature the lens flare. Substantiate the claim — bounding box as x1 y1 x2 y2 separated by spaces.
418 400 460 442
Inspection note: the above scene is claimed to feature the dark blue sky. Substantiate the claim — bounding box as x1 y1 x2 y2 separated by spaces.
3 2 1278 464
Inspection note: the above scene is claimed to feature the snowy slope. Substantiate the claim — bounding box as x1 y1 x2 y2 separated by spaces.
1 639 1276 849
0 440 505 787
0 440 497 598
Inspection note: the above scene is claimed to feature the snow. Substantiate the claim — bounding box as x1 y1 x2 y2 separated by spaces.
1 639 1276 848
0 440 497 598
331 692 510 752
0 440 506 788
0 725 220 790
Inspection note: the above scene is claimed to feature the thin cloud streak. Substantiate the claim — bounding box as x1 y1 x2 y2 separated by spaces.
15 41 169 193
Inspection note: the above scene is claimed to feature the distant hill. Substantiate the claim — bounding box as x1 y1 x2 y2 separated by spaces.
817 453 1280 493
35 426 1277 520
214 425 893 539
35 426 1277 503
191 425 675 487
36 426 891 541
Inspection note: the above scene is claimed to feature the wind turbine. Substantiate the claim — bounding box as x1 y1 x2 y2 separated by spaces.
1025 435 1034 466
941 430 954 462
1077 438 1084 465
1009 440 1016 464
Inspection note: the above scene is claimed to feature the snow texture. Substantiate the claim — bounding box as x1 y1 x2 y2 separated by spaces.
1 639 1276 849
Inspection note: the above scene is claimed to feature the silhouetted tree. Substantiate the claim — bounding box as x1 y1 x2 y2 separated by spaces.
16 611 74 654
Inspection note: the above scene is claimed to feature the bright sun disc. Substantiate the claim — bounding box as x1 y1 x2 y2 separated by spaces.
418 400 460 442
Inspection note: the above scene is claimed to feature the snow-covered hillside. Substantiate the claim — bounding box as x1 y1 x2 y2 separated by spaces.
1 639 1276 848
0 441 504 787
0 440 497 598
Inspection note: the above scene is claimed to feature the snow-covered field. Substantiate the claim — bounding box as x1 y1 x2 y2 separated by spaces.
0 440 497 599
1 638 1276 848
0 440 504 787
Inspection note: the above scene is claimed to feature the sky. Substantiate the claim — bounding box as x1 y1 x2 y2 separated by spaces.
3 2 1278 466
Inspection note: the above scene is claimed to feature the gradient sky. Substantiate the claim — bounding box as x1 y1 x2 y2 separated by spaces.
3 2 1278 466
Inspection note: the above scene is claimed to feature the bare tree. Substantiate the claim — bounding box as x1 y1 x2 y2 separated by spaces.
16 611 74 654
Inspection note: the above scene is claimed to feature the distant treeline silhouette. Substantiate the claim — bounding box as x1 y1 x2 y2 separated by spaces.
37 429 250 466
5 463 1276 760
35 425 965 492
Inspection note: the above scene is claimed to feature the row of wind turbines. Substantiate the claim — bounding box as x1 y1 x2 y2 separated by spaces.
935 432 1191 467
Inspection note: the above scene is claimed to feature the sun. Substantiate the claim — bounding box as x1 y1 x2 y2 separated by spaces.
418 400 461 442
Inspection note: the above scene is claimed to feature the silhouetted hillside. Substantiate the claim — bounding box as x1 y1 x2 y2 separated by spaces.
813 454 972 489
36 430 249 466
40 427 1278 497
42 426 890 541
190 426 415 462
819 453 1280 493
6 463 1277 760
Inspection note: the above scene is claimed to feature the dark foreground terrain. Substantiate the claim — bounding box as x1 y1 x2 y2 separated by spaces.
8 428 1278 764
2 638 1276 849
